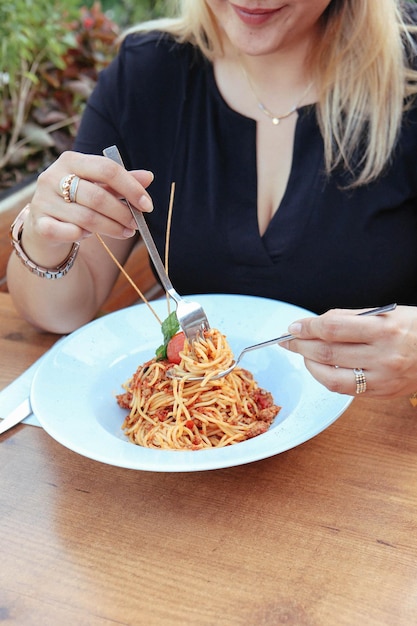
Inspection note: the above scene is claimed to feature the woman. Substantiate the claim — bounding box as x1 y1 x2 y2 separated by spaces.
7 0 417 398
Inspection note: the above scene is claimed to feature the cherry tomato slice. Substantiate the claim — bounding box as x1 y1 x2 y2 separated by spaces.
167 332 185 364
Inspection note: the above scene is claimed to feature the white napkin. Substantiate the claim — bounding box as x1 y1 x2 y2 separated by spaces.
0 338 65 427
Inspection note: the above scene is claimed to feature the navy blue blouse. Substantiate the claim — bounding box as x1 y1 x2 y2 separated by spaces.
75 29 417 314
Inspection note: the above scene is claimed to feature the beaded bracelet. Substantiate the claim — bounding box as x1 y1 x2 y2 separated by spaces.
10 205 80 279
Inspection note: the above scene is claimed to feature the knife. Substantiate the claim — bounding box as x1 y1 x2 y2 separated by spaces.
0 398 32 435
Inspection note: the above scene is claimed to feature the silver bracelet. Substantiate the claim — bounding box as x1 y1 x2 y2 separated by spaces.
10 205 80 279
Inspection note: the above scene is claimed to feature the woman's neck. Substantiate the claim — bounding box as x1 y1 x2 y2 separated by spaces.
219 38 316 114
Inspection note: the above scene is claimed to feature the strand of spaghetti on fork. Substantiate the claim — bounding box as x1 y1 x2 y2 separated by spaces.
95 183 233 384
164 182 175 315
95 233 162 324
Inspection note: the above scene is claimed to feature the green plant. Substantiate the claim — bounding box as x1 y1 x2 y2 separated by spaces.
99 0 168 29
0 1 119 191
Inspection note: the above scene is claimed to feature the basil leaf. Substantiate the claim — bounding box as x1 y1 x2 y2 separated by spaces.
155 311 180 360
155 343 168 360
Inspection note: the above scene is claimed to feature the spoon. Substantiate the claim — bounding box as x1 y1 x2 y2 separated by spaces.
167 303 397 382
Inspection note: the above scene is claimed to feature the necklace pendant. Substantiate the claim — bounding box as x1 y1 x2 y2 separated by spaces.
272 117 280 125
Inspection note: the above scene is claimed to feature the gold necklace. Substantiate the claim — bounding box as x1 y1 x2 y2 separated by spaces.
240 62 312 126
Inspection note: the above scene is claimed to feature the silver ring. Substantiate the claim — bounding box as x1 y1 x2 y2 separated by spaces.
60 174 77 203
69 175 80 203
353 368 367 394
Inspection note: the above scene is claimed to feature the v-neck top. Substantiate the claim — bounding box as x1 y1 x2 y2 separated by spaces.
75 30 417 314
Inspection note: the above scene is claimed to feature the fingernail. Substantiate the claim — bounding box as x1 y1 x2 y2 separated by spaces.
123 228 136 238
146 170 154 183
288 322 302 334
139 195 153 212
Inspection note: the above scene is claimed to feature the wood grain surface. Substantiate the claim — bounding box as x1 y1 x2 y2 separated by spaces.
1 292 417 626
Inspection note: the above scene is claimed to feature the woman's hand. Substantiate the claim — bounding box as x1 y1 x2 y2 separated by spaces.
24 150 154 265
280 305 417 398
7 150 155 333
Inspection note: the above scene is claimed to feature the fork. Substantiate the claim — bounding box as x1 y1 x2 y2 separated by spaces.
102 145 210 344
168 303 397 381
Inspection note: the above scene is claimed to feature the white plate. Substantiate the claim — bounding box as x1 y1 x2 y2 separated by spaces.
31 294 353 472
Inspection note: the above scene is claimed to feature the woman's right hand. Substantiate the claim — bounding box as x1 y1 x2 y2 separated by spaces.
7 150 155 333
24 150 154 266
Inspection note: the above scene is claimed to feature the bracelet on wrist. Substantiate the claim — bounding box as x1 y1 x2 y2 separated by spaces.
10 204 80 279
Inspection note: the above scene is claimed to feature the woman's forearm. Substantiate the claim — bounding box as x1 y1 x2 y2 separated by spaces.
6 237 119 333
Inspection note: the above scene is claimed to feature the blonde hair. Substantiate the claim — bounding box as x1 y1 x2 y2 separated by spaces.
124 0 417 187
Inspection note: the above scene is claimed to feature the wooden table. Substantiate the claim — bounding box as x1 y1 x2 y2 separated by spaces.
1 291 417 626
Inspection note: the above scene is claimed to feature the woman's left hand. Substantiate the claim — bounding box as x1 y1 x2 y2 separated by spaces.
280 305 417 398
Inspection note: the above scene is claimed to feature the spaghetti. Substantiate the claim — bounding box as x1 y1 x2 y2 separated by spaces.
116 328 280 450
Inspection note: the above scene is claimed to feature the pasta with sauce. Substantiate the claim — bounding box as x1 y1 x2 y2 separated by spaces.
116 328 280 450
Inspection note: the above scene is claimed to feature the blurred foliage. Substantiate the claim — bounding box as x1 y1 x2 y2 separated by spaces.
0 0 171 191
0 1 120 191
96 0 168 28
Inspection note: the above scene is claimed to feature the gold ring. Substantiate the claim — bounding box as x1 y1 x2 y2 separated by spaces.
61 174 77 203
353 368 367 394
